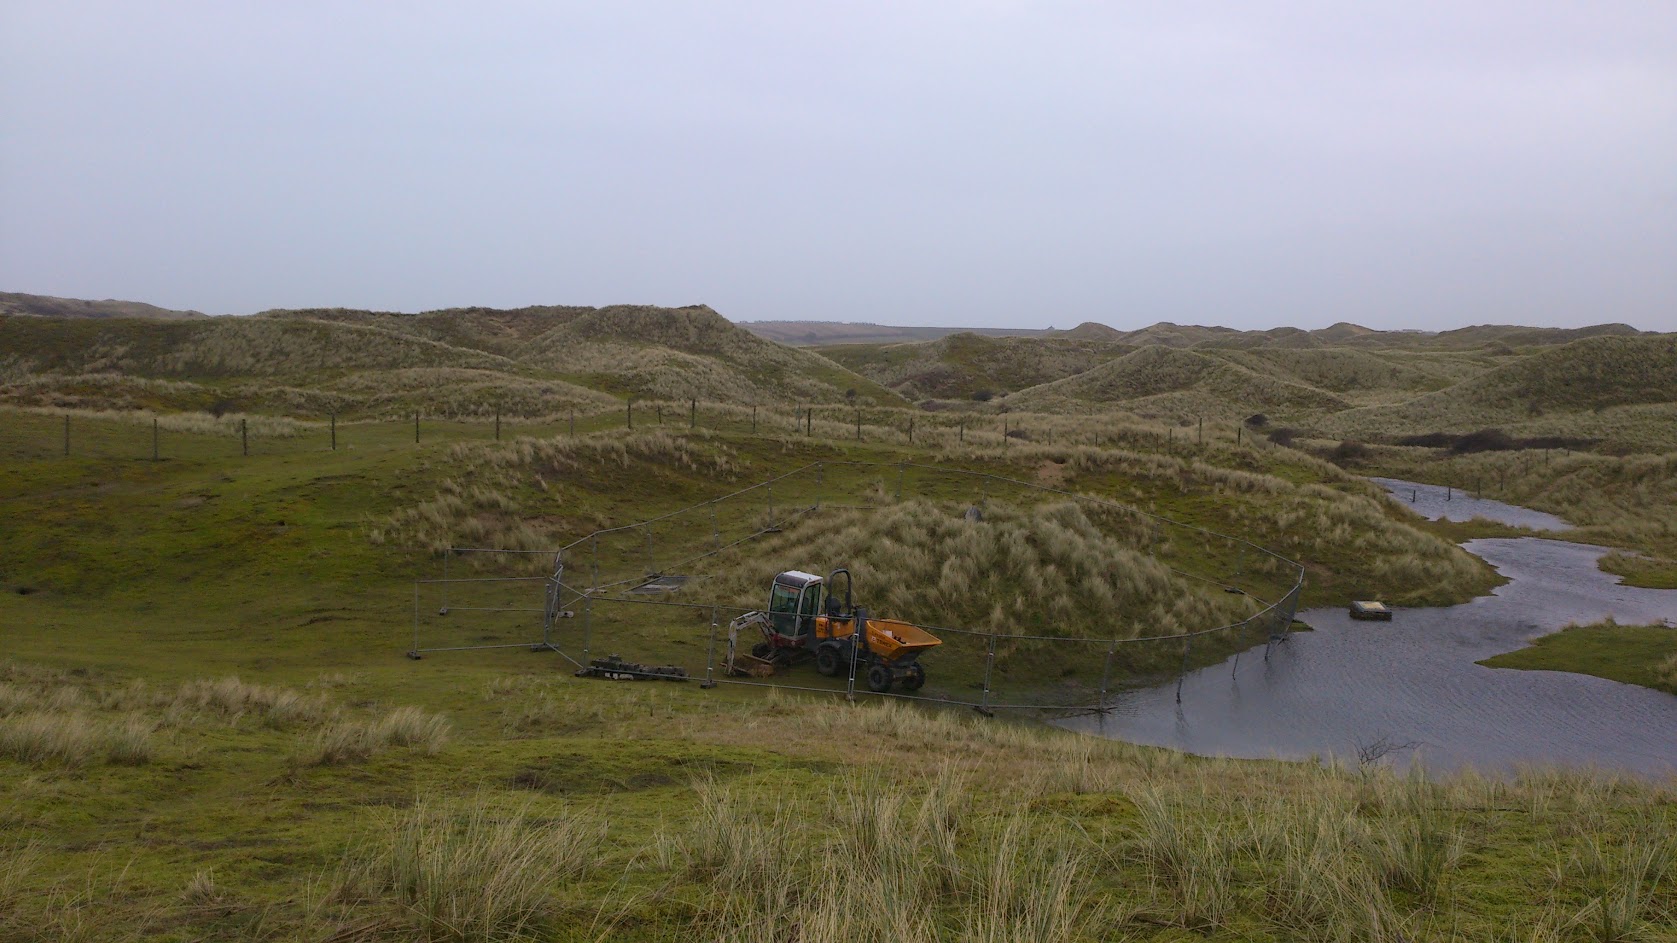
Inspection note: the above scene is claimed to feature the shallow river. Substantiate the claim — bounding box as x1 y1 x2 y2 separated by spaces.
1368 476 1571 530
1062 481 1677 777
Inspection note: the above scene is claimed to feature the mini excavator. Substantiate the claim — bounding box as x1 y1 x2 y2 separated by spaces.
724 568 940 693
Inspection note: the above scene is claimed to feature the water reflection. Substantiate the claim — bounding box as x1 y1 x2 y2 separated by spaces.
1062 537 1677 777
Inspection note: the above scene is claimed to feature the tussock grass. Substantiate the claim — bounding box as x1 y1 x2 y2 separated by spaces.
0 711 153 768
709 498 1254 642
296 705 450 766
679 774 1100 943
171 675 332 728
0 403 310 437
335 800 603 942
372 430 738 553
0 662 451 773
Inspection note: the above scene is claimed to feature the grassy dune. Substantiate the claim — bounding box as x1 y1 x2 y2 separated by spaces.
817 332 1133 401
1006 345 1351 420
1318 336 1677 454
521 305 903 405
0 305 903 418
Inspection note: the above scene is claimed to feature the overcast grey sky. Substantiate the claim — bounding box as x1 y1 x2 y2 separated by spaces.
2 2 1673 330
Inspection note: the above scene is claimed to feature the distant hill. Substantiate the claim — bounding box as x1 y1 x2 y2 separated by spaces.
1007 346 1349 420
1054 322 1126 341
259 304 593 358
1314 333 1677 429
1421 323 1644 350
0 291 208 320
6 294 1668 450
0 300 901 416
740 321 1054 346
818 333 1132 401
519 305 902 405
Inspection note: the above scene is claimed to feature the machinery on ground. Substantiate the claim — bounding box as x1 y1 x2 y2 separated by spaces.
725 568 940 693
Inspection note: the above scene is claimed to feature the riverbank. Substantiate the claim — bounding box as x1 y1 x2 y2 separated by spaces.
1067 530 1677 777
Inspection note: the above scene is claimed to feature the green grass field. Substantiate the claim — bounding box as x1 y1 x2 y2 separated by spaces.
3 406 1673 940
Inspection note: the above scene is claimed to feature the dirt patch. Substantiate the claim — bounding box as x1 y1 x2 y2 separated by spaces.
1035 460 1068 488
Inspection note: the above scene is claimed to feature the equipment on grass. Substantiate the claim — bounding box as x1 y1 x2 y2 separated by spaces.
1349 601 1393 621
723 568 940 693
576 654 689 681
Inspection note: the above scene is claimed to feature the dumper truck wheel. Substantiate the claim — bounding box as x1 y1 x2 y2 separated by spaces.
815 645 842 677
900 663 925 692
866 662 893 694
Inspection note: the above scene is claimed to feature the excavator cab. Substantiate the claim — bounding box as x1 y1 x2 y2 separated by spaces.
766 570 823 644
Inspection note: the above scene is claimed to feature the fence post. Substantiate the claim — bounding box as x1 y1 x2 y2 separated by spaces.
656 404 663 425
752 406 757 434
1002 418 1008 447
627 400 633 430
414 412 420 444
845 615 863 702
767 482 774 521
1176 637 1191 704
980 630 997 714
542 557 560 650
410 582 421 658
815 462 824 509
63 415 70 457
806 407 812 436
152 418 159 461
1098 644 1116 709
701 604 720 688
581 593 593 663
690 398 696 429
643 523 654 576
570 408 575 437
1198 416 1203 445
241 418 248 457
855 409 861 441
907 417 914 444
495 408 501 441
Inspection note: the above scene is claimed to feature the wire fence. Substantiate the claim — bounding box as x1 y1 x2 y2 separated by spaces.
0 401 1290 463
410 461 1306 714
